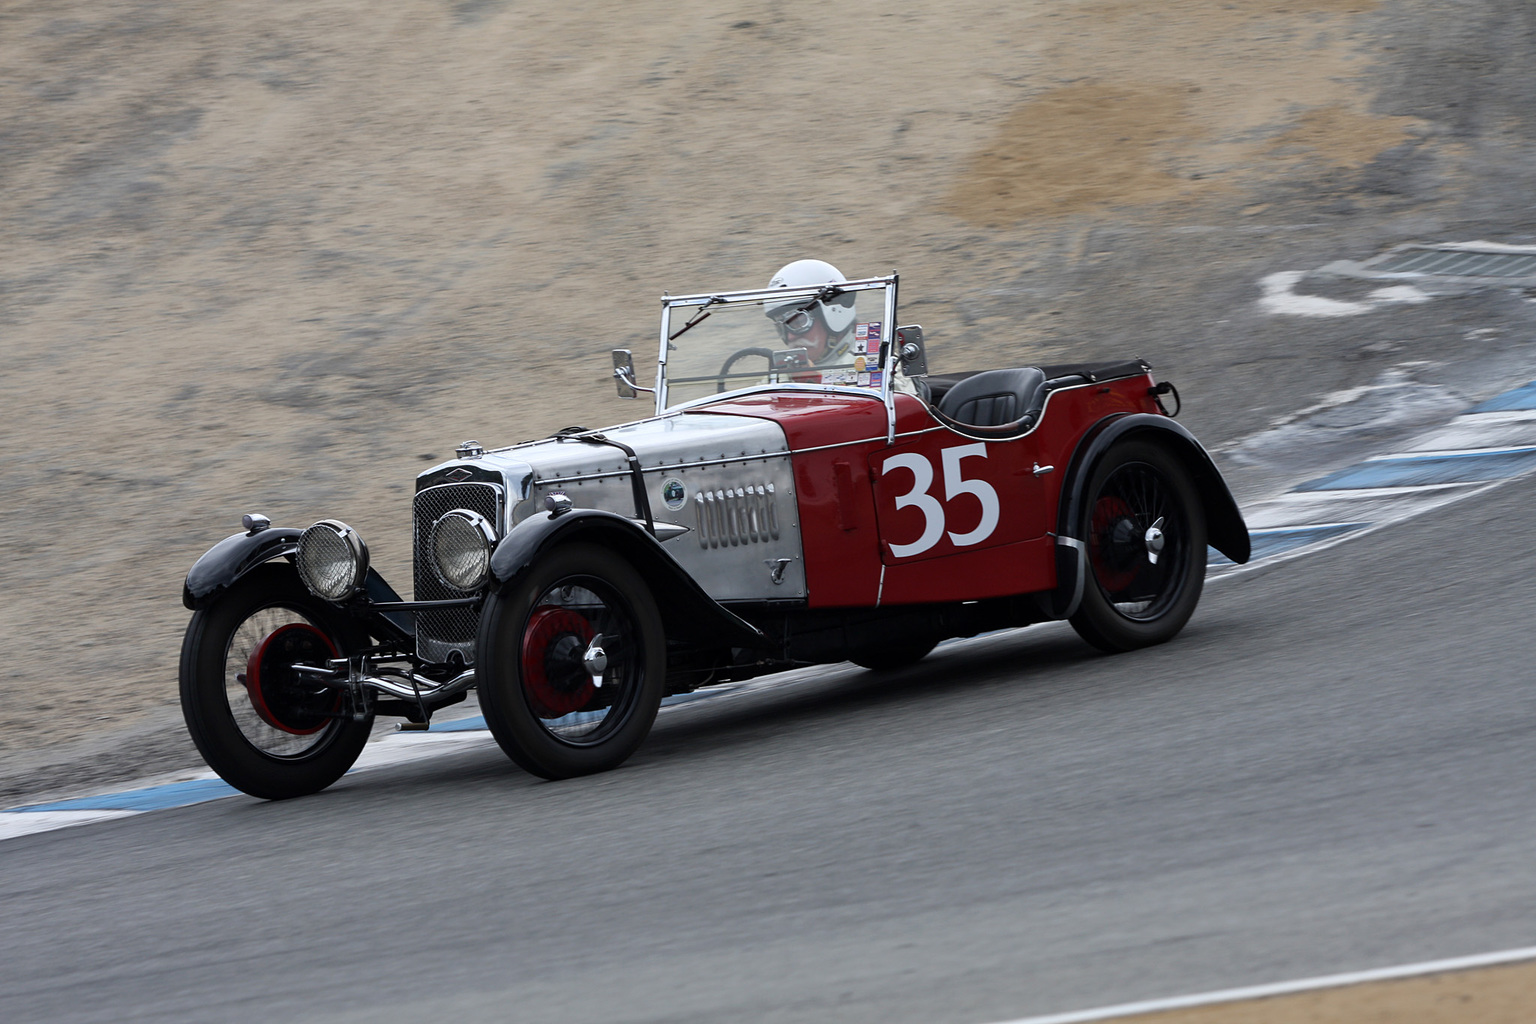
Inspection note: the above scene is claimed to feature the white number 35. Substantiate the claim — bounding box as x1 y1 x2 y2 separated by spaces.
882 443 1001 558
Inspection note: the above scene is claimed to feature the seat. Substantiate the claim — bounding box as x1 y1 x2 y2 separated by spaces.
935 366 1048 432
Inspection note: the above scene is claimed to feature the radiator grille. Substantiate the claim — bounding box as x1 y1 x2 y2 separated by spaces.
413 482 502 664
693 483 779 548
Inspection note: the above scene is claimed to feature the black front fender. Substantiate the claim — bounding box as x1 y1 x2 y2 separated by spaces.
488 510 765 649
183 528 304 609
184 526 415 642
1057 413 1251 564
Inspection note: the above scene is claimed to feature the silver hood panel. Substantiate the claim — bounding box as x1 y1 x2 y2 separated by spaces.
417 411 805 602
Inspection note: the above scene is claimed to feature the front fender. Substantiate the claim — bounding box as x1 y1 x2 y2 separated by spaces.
1057 413 1251 563
489 510 765 649
183 527 303 609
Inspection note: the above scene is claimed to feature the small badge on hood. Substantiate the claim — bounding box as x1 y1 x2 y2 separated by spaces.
661 478 686 510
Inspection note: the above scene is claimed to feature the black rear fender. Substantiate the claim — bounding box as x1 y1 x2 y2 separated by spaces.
1057 413 1250 562
1047 413 1250 617
488 510 765 649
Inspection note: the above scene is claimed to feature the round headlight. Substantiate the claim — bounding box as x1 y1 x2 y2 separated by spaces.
430 509 497 591
296 519 370 602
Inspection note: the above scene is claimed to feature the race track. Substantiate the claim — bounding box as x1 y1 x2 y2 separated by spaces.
4 464 1535 1024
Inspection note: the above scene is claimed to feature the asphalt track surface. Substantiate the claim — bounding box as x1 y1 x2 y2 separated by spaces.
5 472 1536 1024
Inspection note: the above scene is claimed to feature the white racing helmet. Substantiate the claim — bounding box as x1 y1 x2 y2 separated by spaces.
763 259 858 360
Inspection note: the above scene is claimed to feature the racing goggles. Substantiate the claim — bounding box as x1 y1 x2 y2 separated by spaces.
769 304 821 336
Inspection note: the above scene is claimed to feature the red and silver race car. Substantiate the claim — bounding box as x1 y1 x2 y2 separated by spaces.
180 268 1250 798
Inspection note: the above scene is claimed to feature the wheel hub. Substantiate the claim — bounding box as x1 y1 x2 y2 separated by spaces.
1144 517 1166 565
240 623 341 735
521 606 597 719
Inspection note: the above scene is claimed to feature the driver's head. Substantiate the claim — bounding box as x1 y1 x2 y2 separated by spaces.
764 259 857 364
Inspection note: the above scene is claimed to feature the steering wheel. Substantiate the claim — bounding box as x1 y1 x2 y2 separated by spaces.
715 347 776 393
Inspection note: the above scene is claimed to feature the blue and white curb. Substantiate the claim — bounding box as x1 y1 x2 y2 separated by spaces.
1214 376 1536 571
0 680 794 841
10 377 1536 842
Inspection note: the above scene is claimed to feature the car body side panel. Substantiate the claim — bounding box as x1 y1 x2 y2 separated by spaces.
878 535 1058 605
680 376 1171 608
1017 374 1165 535
694 393 890 607
692 391 891 450
868 383 1157 605
787 444 885 606
868 424 1048 565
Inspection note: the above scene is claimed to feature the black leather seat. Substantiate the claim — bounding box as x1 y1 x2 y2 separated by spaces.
935 367 1048 433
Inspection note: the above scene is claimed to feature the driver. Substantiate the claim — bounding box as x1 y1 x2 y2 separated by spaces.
763 259 918 394
762 259 858 365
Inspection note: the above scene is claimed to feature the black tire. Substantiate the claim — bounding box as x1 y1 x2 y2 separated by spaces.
476 543 665 780
179 563 373 800
1069 439 1207 653
849 639 937 672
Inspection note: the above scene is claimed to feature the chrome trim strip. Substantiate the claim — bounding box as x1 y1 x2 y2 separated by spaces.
665 382 889 415
884 275 898 445
531 426 950 487
655 304 672 414
662 276 896 307
535 450 787 485
1057 535 1087 619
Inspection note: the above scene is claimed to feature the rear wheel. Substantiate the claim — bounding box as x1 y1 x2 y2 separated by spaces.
179 563 373 799
477 544 665 780
1069 440 1207 653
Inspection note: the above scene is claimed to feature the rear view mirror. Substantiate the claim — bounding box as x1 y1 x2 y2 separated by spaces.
612 349 651 398
895 325 928 377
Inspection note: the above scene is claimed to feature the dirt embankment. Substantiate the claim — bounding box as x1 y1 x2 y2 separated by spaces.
3 0 1530 797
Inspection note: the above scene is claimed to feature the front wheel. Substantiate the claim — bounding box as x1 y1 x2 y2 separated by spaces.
179 563 374 799
476 543 665 780
1069 439 1207 653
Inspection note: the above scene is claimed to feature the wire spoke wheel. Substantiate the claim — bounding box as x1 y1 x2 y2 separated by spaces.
225 609 343 757
1087 463 1183 620
180 564 373 799
1070 440 1207 653
478 544 665 779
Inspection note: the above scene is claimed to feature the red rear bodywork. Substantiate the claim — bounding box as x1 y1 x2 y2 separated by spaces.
693 374 1162 608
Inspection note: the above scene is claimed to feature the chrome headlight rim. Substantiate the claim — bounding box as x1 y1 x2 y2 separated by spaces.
296 519 370 603
429 508 498 592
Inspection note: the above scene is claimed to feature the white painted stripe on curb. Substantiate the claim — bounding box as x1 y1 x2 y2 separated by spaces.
0 810 139 840
1454 408 1536 423
1285 481 1479 498
1362 444 1536 460
981 945 1536 1024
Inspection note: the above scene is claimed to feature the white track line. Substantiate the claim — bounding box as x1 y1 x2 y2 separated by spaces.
982 945 1536 1024
0 810 138 841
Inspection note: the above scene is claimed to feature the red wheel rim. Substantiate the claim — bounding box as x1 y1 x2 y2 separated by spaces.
242 623 341 735
1088 495 1139 593
521 606 596 719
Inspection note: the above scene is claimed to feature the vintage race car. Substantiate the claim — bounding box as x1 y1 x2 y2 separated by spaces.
180 272 1250 798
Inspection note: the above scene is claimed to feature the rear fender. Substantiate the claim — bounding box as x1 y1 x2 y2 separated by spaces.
488 509 766 649
1048 414 1250 617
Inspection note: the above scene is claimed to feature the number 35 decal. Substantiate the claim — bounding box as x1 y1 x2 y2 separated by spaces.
882 443 1001 558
